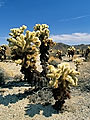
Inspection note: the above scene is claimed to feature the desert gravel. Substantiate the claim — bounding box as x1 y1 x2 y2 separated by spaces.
0 61 90 120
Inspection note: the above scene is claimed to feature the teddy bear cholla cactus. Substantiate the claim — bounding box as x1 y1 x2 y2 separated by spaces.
34 24 55 76
76 49 80 54
85 46 90 60
46 63 80 110
0 45 6 61
7 25 41 84
74 58 83 71
68 46 75 58
56 50 62 60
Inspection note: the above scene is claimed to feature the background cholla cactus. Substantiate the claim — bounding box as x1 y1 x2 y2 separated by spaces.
34 24 55 76
73 58 83 71
85 46 90 60
0 45 7 61
67 46 76 58
56 50 62 60
76 49 80 54
47 63 80 110
7 25 41 85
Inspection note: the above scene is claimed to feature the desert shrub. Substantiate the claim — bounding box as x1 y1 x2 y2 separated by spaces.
48 56 61 67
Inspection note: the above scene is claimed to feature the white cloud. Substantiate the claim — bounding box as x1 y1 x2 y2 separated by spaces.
59 15 90 22
50 33 90 45
1 33 90 45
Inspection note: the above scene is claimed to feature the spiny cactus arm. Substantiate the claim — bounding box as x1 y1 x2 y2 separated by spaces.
15 59 22 65
87 46 90 50
43 38 55 47
10 25 27 37
47 65 57 73
70 75 78 86
46 73 55 78
34 24 50 39
65 75 76 86
69 69 80 75
73 58 83 66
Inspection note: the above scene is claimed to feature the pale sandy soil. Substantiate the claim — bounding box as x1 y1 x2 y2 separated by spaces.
0 57 90 120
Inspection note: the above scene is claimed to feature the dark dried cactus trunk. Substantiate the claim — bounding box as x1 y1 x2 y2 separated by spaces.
52 83 71 110
40 42 49 77
21 65 49 89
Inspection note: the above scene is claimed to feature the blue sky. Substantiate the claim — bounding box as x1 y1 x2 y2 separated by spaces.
0 0 90 45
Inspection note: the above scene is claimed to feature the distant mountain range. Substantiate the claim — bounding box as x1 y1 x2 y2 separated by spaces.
52 42 90 53
3 43 90 57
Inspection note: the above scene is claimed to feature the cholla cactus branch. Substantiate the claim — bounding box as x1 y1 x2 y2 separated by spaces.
34 24 55 76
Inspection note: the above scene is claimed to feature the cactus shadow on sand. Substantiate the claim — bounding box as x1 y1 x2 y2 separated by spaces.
1 81 30 89
0 66 30 89
25 103 59 117
0 89 32 106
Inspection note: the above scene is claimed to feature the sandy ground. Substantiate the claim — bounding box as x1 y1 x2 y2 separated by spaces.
0 57 90 120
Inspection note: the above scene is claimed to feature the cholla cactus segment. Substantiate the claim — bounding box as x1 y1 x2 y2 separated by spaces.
73 58 83 65
15 59 22 64
21 25 27 30
34 24 49 31
47 63 80 88
34 24 50 40
68 46 75 52
43 38 54 46
34 24 55 50
10 25 27 37
71 46 75 51
87 46 90 50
